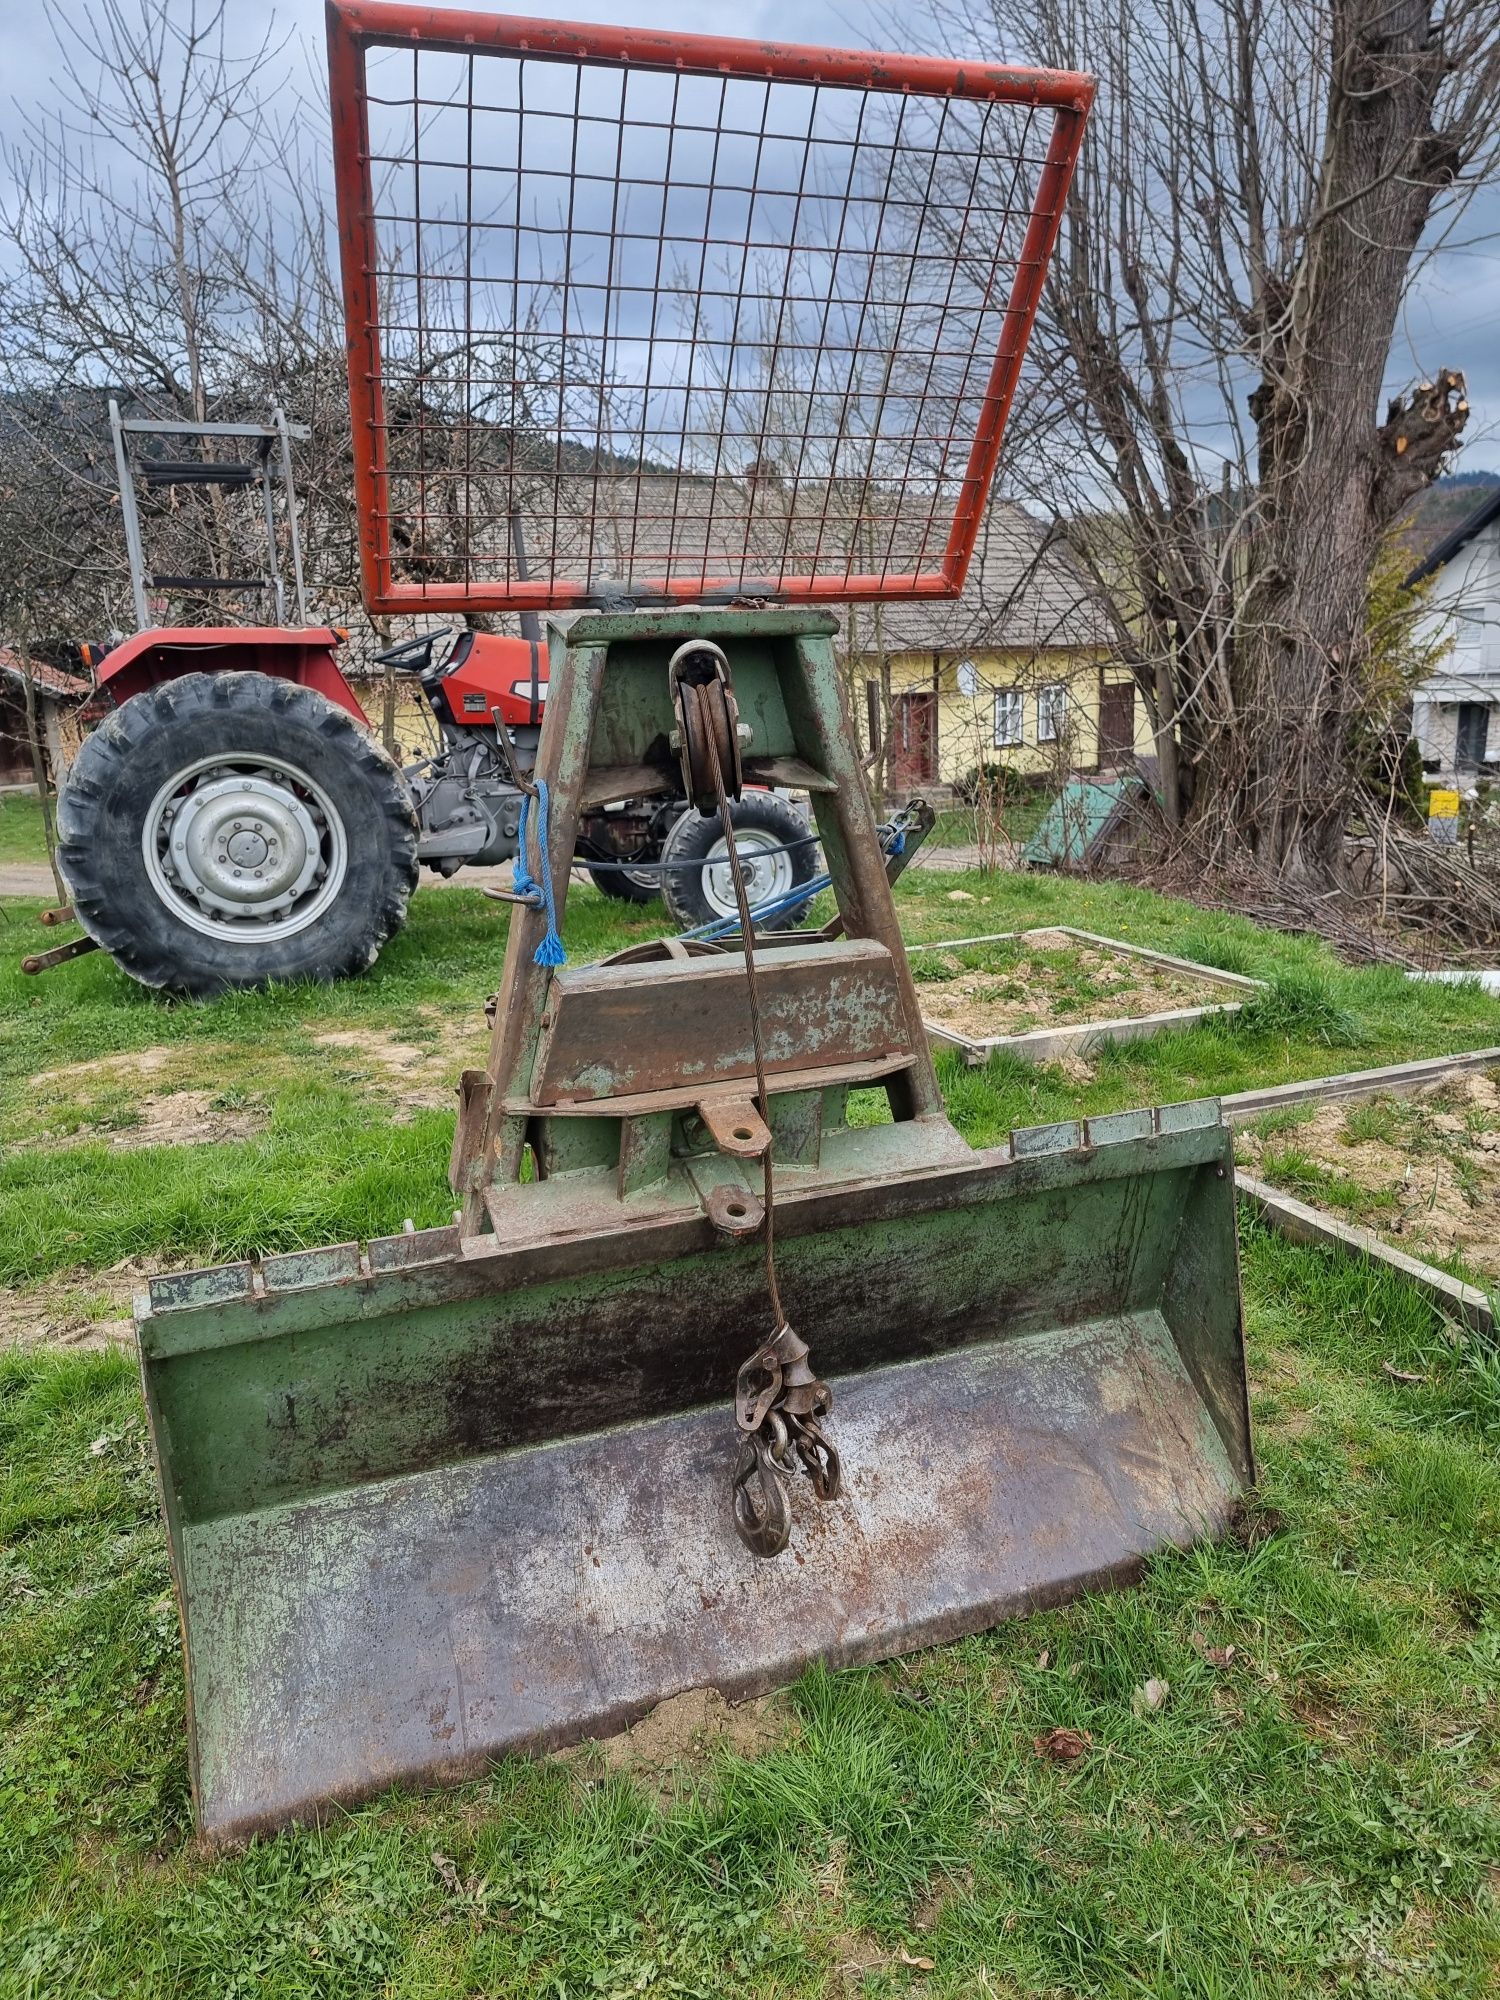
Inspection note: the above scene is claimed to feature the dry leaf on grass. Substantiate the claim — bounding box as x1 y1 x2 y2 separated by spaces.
1381 1359 1426 1384
430 1850 487 1910
1191 1629 1240 1669
1132 1677 1170 1715
898 1946 937 1970
1034 1726 1091 1761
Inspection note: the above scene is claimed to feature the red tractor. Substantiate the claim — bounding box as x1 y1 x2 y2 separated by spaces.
54 411 815 995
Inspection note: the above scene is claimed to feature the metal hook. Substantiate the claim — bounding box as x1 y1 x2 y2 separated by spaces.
790 1415 843 1503
732 1422 793 1559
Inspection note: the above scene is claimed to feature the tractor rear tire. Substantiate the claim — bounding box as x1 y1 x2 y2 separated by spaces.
586 862 660 904
658 792 818 934
57 671 418 996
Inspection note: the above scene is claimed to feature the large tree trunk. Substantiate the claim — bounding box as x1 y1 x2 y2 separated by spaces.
942 0 1498 895
1191 4 1468 880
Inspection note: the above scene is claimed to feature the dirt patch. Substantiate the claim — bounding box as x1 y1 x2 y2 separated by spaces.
559 1686 795 1801
115 1088 261 1149
33 1046 181 1087
22 1044 268 1150
313 1010 489 1114
1237 1071 1500 1282
0 1260 156 1350
911 928 1235 1042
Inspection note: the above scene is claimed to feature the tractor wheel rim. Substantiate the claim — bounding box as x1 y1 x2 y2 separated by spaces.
701 826 796 922
143 754 349 943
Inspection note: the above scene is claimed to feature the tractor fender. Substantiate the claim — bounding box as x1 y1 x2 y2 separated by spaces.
92 626 368 725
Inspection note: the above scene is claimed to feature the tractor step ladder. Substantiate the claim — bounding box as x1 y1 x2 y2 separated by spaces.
108 402 311 629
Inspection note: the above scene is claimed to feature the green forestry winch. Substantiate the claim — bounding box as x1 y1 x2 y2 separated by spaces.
138 605 1252 1842
128 5 1252 1843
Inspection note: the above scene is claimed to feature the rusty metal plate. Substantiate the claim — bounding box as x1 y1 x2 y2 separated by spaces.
137 1110 1249 1842
182 1309 1236 1843
529 939 910 1105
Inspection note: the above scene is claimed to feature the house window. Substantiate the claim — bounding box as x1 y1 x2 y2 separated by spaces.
993 687 1023 748
1457 701 1490 770
1458 608 1487 647
956 658 979 698
1037 683 1068 742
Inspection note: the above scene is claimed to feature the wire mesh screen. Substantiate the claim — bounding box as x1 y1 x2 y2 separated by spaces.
327 4 1092 614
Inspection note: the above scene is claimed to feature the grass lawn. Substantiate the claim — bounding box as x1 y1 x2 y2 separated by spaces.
927 793 1053 849
3 857 1499 1996
0 793 51 867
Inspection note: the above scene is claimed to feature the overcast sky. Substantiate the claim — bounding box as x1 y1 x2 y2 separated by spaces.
2 0 1496 473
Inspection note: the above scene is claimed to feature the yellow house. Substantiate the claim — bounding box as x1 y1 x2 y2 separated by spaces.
844 501 1154 793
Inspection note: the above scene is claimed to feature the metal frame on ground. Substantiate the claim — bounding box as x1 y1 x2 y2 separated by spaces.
911 925 1265 1066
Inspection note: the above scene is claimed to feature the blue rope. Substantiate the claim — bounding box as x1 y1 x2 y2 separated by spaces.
529 779 567 967
512 792 539 901
684 869 832 942
511 786 566 966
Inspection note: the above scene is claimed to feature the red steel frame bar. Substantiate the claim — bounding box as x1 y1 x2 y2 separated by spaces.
325 0 1093 616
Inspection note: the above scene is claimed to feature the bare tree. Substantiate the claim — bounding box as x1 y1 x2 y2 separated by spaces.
918 0 1500 886
0 0 371 639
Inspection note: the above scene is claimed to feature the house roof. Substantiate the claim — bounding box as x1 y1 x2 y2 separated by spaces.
1403 484 1500 588
849 502 1115 654
0 648 90 701
399 460 1115 654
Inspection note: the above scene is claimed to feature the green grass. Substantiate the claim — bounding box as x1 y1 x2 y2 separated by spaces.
2 1233 1497 1997
927 793 1054 848
8 857 1499 1290
0 793 49 867
5 865 1500 1993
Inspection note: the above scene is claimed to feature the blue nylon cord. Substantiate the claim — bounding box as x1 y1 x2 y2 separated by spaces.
512 792 539 901
529 779 567 966
510 786 566 965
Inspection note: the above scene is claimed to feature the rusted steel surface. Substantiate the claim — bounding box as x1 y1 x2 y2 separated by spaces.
181 1310 1236 1844
696 1097 770 1161
21 934 101 974
462 610 948 1221
137 1101 1249 1840
500 1054 917 1121
529 941 910 1105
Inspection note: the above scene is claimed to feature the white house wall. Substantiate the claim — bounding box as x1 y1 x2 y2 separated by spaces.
1413 517 1500 777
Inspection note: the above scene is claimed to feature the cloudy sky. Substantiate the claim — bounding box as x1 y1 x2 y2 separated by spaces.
3 0 1496 472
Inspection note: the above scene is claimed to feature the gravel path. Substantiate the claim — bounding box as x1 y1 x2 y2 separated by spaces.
0 864 59 898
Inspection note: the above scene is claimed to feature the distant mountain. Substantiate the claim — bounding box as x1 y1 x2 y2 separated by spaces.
1397 469 1500 561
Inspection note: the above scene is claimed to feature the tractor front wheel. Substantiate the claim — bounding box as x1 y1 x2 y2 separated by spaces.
57 672 418 995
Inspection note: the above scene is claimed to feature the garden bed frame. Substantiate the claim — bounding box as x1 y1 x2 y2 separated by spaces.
911 926 1264 1067
1226 1048 1500 1339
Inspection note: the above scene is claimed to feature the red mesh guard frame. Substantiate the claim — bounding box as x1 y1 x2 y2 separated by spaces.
326 2 1093 614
